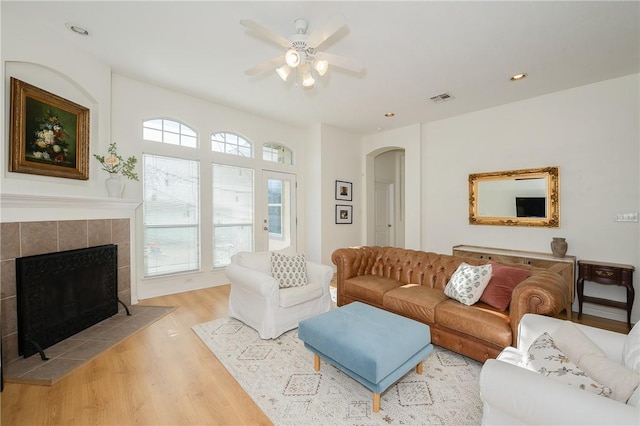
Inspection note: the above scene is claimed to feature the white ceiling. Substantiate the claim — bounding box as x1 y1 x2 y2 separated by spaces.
4 1 639 135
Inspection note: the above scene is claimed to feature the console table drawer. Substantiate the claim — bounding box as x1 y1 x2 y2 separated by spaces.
578 261 633 286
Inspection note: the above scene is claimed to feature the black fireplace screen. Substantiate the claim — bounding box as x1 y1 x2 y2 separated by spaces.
16 244 118 358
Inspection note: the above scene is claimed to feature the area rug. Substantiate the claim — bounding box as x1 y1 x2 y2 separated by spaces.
4 305 174 386
192 317 483 425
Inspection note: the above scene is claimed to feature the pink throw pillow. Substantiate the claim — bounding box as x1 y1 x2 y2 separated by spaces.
479 262 531 311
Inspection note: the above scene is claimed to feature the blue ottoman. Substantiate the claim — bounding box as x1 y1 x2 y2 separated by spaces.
298 302 433 412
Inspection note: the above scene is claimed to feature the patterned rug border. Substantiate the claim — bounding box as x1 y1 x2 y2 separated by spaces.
192 317 483 426
4 305 175 386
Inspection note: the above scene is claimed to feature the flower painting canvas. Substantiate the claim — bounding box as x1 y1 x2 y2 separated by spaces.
10 78 89 180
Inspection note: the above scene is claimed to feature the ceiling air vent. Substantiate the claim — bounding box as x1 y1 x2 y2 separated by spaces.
429 92 454 103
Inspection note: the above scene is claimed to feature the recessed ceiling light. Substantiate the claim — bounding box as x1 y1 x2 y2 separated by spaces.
384 112 395 118
65 23 90 36
510 73 527 81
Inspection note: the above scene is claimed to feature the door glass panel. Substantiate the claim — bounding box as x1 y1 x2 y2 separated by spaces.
264 173 295 252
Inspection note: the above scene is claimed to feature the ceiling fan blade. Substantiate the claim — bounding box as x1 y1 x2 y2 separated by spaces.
240 19 291 48
306 15 346 49
245 55 285 76
319 52 364 73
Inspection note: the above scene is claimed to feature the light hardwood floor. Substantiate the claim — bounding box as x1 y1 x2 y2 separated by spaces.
1 285 272 426
1 285 630 426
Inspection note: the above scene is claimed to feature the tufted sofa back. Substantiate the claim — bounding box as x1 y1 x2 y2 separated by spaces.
332 246 488 291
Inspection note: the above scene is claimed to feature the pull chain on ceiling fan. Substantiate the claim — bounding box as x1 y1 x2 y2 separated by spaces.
241 15 364 89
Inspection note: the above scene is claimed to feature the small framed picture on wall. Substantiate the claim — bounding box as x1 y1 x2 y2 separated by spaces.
335 180 352 201
335 205 353 224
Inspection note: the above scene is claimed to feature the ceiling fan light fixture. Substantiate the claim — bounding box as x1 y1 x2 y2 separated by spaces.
510 73 528 81
301 65 315 87
285 49 301 68
276 65 291 81
314 58 329 76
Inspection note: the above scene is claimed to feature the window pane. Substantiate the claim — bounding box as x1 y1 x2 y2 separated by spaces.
163 120 180 133
263 143 293 165
213 163 253 267
268 206 282 235
143 128 163 142
145 119 163 130
164 131 180 145
144 226 199 276
213 225 252 268
181 125 196 137
143 119 197 148
268 179 282 203
211 132 253 158
143 154 200 276
182 135 197 148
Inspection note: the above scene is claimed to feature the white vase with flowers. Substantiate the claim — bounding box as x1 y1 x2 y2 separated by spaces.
93 143 139 198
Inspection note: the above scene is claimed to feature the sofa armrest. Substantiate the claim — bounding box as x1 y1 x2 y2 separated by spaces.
517 313 628 362
509 270 568 345
332 247 375 305
306 261 334 293
225 263 280 301
480 359 640 425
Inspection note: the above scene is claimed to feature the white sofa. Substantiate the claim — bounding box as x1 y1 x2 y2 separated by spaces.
480 313 640 425
226 251 333 339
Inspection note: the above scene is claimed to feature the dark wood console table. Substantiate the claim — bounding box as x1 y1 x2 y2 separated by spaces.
577 260 635 329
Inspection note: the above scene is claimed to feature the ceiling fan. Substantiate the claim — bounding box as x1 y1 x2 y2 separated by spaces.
240 15 364 88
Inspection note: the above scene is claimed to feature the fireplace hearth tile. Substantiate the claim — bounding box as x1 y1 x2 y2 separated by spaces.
62 340 115 360
43 338 87 358
20 358 84 384
98 324 144 341
73 325 111 340
4 305 174 385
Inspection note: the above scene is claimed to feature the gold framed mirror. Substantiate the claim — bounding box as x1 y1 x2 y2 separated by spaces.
469 166 559 227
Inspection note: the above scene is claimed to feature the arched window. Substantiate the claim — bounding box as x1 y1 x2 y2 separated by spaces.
263 142 293 165
211 132 252 157
143 119 197 148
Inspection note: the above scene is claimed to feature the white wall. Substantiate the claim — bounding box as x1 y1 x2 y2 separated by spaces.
319 124 363 267
363 124 422 249
422 74 640 323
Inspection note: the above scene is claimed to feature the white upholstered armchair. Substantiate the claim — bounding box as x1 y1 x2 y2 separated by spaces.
225 251 333 339
480 314 640 425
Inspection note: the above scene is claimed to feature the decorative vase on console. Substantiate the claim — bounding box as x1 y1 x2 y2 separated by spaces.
93 142 139 198
550 237 568 258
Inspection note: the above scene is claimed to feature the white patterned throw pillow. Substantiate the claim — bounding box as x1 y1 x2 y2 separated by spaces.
444 262 492 306
524 332 612 398
271 252 309 289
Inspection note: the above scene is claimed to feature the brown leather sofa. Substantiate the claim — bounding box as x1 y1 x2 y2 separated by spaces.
331 246 569 362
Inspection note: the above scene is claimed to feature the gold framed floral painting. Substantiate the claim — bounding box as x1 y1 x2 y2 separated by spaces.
10 77 90 180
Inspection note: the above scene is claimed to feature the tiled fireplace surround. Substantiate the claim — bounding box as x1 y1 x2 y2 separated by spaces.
0 219 132 366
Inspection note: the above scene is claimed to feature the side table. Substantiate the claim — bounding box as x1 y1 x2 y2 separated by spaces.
577 260 635 329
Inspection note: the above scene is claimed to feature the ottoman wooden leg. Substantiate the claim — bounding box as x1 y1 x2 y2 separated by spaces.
416 361 423 375
314 354 320 371
373 393 380 412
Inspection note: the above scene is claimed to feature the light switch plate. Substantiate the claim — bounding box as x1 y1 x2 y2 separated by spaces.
615 212 639 222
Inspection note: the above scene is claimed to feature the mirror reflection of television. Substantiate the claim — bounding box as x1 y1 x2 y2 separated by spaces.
516 197 546 218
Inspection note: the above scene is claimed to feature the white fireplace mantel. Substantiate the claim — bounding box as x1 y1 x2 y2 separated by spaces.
1 193 141 222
